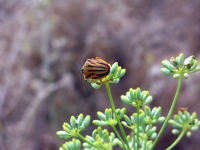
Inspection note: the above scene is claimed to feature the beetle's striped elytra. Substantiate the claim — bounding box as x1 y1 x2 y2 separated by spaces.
81 57 110 83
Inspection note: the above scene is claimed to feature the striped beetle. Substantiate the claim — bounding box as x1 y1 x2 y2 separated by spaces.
81 57 110 84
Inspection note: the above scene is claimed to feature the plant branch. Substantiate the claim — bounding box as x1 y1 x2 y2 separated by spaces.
152 75 183 149
105 83 130 150
166 129 186 150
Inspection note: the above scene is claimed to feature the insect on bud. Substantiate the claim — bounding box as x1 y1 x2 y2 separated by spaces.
81 57 110 84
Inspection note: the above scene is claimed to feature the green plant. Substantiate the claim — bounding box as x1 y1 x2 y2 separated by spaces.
57 53 200 150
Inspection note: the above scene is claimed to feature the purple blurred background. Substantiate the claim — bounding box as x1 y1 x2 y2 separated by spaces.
0 0 200 149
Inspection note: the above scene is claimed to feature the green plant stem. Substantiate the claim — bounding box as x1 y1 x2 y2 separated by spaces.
152 75 183 149
132 131 136 150
111 125 126 148
166 129 186 150
105 83 130 150
78 134 106 150
141 135 148 150
136 106 140 150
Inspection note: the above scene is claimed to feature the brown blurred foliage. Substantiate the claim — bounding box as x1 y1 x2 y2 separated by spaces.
0 0 200 149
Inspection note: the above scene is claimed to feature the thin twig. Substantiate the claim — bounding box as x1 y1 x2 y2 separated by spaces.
11 75 73 150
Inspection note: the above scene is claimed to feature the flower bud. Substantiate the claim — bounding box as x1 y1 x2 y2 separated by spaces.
161 68 172 76
110 62 118 74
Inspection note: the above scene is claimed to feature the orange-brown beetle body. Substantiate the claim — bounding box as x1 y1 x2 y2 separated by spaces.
81 57 110 83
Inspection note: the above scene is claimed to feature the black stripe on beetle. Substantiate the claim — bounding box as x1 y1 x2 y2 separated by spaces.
81 57 110 82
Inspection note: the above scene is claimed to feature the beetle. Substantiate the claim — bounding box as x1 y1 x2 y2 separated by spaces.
178 107 188 112
81 57 110 84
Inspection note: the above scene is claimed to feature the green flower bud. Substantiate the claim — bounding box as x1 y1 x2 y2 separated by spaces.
186 131 191 137
105 108 112 120
162 60 173 70
131 101 136 106
121 95 131 104
191 126 199 131
158 117 165 123
77 114 84 126
97 127 103 137
153 107 161 119
136 88 141 100
121 121 128 127
177 53 184 67
190 60 198 70
172 129 180 135
97 111 107 121
145 106 151 116
145 125 151 132
84 115 90 127
152 119 157 124
131 115 137 124
118 108 126 119
110 132 115 142
115 66 122 77
183 73 188 79
191 67 200 73
63 123 71 131
173 74 180 79
75 139 81 148
112 78 120 84
129 88 135 100
190 112 197 121
142 91 149 100
91 83 101 89
161 68 172 76
150 132 157 139
93 120 109 126
184 56 194 66
110 62 118 74
124 115 131 125
85 135 94 142
118 69 126 78
70 116 77 128
145 96 153 105
146 140 153 149
151 107 157 117
56 131 69 139
149 126 157 134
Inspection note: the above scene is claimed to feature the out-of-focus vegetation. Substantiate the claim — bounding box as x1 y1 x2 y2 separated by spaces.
0 0 200 150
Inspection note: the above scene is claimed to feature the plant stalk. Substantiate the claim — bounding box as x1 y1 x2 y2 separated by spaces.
136 106 140 150
166 129 186 150
152 75 183 149
105 83 130 150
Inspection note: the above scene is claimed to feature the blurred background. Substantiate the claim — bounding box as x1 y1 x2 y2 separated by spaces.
0 0 200 149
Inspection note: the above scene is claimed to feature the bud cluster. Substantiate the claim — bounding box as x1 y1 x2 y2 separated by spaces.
56 114 90 139
83 127 118 150
59 138 81 150
161 53 200 79
93 108 126 126
169 110 200 137
121 88 153 107
121 106 165 149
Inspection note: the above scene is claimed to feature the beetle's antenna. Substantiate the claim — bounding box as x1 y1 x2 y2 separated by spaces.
76 71 82 80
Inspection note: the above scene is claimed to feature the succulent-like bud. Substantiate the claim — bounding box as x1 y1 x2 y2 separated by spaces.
161 53 200 79
169 111 200 136
121 88 153 107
